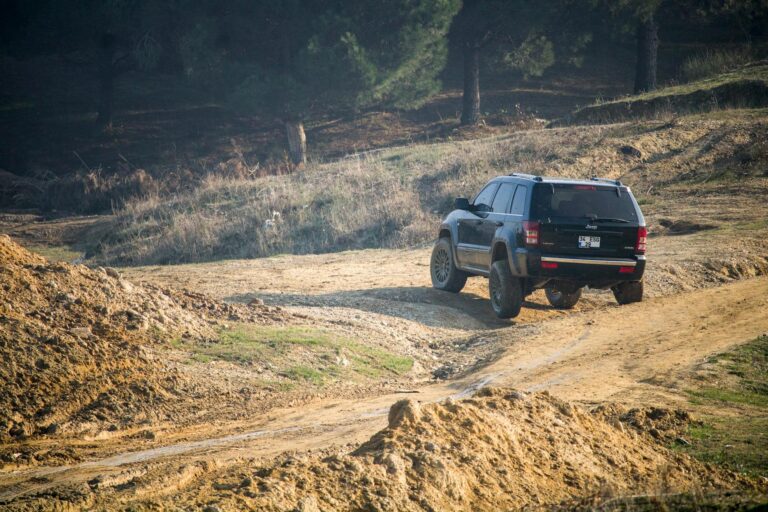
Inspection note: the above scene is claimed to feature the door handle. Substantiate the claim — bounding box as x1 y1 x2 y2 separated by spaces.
494 221 503 227
474 220 483 225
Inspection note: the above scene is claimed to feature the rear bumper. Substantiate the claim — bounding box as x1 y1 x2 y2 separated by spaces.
525 252 646 283
540 255 639 267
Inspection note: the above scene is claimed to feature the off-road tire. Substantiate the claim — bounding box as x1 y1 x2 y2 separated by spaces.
612 280 643 305
430 237 468 293
545 287 582 309
488 260 523 319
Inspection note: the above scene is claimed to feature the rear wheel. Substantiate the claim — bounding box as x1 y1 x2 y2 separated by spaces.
430 238 467 293
489 260 523 319
612 280 643 305
545 286 582 309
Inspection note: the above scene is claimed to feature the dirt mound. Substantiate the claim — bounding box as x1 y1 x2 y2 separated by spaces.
592 404 697 443
189 388 754 511
0 235 285 445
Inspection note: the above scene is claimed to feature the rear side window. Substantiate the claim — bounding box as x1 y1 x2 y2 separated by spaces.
531 184 638 222
510 186 527 215
491 183 516 213
472 182 499 211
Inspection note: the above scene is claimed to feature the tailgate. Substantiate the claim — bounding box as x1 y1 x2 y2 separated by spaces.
540 222 637 258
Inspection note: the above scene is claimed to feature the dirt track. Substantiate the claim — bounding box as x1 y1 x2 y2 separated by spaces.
1 187 767 507
2 272 766 504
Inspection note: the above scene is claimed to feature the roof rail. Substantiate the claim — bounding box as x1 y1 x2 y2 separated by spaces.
590 176 623 186
509 172 543 182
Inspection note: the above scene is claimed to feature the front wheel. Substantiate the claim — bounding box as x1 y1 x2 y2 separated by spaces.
545 286 582 309
489 260 523 319
430 238 468 293
612 280 643 305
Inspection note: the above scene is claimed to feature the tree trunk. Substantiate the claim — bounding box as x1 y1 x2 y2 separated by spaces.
285 121 307 166
633 15 658 94
97 33 117 129
461 43 481 126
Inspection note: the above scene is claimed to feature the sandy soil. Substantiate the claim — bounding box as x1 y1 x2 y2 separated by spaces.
1 224 766 508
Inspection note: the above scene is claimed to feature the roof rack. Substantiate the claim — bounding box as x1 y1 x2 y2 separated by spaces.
590 176 623 186
509 172 543 182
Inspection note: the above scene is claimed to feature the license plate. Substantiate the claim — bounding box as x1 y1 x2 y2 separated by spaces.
578 236 601 249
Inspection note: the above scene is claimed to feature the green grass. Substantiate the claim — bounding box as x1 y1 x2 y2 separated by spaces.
26 244 83 263
732 218 768 232
594 64 768 106
676 335 768 477
172 325 414 386
682 48 756 83
283 366 325 385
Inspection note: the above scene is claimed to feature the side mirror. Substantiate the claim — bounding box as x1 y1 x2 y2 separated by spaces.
454 197 470 210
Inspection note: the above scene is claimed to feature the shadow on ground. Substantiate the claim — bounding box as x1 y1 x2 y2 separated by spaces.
226 286 561 331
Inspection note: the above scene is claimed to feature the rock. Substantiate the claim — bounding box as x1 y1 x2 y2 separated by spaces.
45 423 59 435
104 267 121 279
203 505 222 512
125 310 142 321
505 390 528 401
675 437 691 446
619 145 642 158
56 292 76 303
294 496 320 512
388 399 421 428
248 298 265 306
71 327 92 339
9 422 27 438
432 364 456 380
239 476 253 488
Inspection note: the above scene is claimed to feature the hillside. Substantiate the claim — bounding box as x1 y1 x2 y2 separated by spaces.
569 63 768 124
93 108 768 268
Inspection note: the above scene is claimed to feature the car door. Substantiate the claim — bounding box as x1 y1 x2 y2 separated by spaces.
457 182 499 267
474 182 517 270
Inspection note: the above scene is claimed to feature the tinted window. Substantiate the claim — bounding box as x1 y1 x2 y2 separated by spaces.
491 183 516 213
510 185 527 215
472 182 499 212
531 184 638 222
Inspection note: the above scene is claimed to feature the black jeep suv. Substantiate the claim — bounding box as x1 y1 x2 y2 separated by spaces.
430 173 647 318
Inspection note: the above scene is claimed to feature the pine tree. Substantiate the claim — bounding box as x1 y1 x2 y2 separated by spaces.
230 0 460 165
451 0 591 126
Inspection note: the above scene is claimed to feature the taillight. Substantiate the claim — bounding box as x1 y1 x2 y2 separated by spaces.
636 226 647 254
541 261 558 269
523 221 540 247
619 266 635 273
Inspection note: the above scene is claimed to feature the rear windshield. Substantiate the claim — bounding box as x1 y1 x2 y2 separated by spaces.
531 184 638 222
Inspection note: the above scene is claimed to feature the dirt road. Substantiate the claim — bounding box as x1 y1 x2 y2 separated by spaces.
2 275 766 504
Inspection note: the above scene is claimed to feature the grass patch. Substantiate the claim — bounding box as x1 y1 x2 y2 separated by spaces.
26 244 82 263
601 64 768 105
676 416 768 477
732 218 768 232
172 325 414 386
283 366 325 385
677 335 768 477
681 48 757 82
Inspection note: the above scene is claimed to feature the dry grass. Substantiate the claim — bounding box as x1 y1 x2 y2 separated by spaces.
97 110 768 266
681 48 758 83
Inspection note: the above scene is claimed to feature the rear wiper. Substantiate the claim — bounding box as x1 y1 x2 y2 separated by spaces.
589 217 630 223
